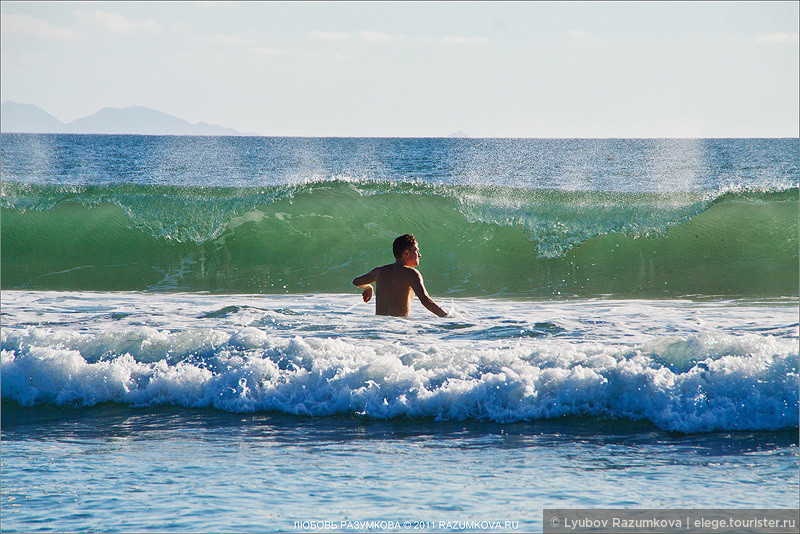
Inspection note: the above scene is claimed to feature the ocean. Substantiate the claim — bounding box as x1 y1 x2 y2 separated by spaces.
1 135 798 532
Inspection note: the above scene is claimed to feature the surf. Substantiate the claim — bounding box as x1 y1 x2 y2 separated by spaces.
2 292 797 433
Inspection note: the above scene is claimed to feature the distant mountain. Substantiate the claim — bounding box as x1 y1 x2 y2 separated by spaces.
1 102 252 136
448 130 470 138
1 102 66 133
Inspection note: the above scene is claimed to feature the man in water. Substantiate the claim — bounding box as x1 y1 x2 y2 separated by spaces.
353 234 448 317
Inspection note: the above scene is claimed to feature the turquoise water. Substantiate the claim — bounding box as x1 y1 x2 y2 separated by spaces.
2 181 797 297
1 135 798 532
2 136 798 298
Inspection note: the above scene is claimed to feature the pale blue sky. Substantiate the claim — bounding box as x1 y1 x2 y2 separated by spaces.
2 1 798 137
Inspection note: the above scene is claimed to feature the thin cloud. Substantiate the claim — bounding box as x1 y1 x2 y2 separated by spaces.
565 29 595 43
205 33 256 47
756 32 799 45
1 12 81 40
437 36 488 45
252 47 286 56
168 24 282 56
310 30 485 45
359 30 393 42
75 9 161 34
198 1 242 8
309 30 349 41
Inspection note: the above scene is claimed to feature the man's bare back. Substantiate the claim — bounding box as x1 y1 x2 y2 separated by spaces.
353 235 447 318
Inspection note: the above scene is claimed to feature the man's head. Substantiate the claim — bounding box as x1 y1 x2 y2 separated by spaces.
393 233 420 266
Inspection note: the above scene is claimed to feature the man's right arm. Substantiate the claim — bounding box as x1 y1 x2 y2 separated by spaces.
353 269 378 303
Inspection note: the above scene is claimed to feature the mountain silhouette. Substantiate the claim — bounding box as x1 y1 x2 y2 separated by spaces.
1 102 252 136
1 102 67 133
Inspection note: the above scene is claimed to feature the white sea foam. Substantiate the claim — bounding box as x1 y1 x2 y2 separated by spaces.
3 291 798 433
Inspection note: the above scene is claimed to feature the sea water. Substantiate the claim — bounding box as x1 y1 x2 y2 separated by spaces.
1 136 798 532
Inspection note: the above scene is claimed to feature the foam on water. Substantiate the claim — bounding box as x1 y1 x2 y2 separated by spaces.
3 291 796 433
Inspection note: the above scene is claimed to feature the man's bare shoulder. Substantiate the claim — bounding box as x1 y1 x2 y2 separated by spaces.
403 266 422 278
379 263 419 274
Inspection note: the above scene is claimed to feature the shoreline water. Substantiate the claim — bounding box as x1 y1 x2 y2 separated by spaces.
2 397 798 533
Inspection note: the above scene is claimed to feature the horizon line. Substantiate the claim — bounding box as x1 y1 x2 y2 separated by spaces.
1 131 798 140
3 102 797 140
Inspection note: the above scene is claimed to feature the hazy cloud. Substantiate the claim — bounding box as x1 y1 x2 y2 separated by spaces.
167 22 198 39
309 30 349 41
205 33 256 47
198 1 242 8
565 29 595 43
437 36 488 45
756 32 799 45
252 46 286 56
1 12 81 40
170 24 282 57
310 30 486 45
75 9 161 34
359 30 393 42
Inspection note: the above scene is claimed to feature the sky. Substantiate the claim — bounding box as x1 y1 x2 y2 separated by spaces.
1 1 798 138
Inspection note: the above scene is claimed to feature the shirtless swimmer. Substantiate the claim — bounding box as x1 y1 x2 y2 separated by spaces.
352 234 448 317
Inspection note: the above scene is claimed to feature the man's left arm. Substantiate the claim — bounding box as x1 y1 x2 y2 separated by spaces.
409 269 448 317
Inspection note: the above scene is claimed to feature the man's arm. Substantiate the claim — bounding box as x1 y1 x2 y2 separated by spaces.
408 268 448 317
353 269 378 303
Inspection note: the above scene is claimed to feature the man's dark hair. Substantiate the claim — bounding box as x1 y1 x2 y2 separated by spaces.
393 234 417 260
